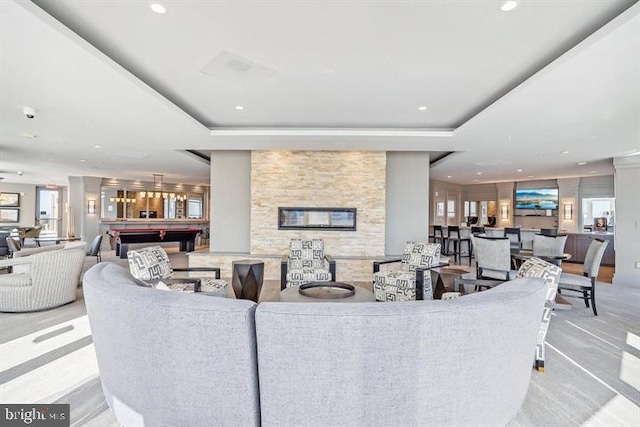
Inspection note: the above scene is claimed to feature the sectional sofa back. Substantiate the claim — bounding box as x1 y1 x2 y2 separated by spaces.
84 263 546 427
255 277 547 427
83 263 260 427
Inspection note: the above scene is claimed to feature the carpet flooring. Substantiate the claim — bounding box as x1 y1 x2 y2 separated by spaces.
0 246 638 426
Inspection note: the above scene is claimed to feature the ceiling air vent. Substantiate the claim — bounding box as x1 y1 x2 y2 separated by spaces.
200 50 277 87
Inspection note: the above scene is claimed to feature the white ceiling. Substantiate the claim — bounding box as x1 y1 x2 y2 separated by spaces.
1 0 638 186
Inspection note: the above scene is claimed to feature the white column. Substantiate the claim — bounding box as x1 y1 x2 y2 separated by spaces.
612 156 640 286
557 177 580 233
496 182 514 228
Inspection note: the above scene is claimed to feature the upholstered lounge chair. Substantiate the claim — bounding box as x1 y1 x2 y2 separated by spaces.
0 244 86 312
127 246 227 294
17 226 42 245
372 242 443 301
281 238 335 290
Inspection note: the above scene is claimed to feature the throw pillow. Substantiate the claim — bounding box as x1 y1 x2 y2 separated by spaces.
128 246 173 282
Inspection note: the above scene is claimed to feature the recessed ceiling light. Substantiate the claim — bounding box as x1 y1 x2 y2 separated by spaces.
235 105 244 110
418 106 427 111
589 171 597 174
21 132 37 138
476 172 482 175
94 144 101 149
577 161 587 166
516 169 523 172
527 175 534 178
500 0 518 12
150 3 167 14
560 150 570 154
79 159 86 162
447 175 452 178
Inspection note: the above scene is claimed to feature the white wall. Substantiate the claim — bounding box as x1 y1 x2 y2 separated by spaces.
209 151 251 253
386 152 430 255
612 156 640 286
73 176 102 241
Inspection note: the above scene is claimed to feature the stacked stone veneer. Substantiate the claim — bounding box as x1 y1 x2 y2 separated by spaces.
250 150 386 257
190 150 387 282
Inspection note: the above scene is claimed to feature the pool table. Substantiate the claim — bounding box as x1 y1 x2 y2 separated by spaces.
108 228 201 259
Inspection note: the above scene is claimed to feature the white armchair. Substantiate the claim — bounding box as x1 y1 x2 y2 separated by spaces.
0 245 86 312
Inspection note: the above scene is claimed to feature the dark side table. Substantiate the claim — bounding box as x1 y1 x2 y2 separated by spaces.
232 260 265 302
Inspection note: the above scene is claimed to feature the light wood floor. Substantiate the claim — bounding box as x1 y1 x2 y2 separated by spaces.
0 248 637 426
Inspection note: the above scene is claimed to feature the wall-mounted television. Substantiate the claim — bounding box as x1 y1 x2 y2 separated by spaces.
515 189 559 210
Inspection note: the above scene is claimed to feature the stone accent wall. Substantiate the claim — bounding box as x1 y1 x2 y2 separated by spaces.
250 151 386 258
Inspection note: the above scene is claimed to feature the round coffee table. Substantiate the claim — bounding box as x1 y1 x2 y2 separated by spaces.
280 282 375 302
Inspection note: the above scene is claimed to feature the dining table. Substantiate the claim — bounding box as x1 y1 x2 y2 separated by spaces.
510 248 572 267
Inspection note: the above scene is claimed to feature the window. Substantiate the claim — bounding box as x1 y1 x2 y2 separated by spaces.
188 198 203 219
582 198 615 231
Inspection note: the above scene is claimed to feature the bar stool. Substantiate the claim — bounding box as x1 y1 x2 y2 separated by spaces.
446 226 472 264
432 225 448 255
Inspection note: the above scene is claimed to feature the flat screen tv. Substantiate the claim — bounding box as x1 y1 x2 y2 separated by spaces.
515 188 559 210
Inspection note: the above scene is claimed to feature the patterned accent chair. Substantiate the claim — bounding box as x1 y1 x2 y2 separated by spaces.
516 257 562 372
128 246 227 295
372 242 443 301
281 238 336 290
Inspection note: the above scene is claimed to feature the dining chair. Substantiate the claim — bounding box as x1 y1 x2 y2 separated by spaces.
86 234 103 263
6 237 21 255
469 226 485 260
471 236 516 281
533 234 568 266
504 227 522 249
0 231 10 258
471 226 485 235
540 228 558 236
557 238 608 315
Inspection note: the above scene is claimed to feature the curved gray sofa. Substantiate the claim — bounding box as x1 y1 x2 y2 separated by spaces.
83 263 260 427
83 263 547 427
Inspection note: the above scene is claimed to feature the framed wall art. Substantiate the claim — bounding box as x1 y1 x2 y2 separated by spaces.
0 208 19 223
0 192 20 207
